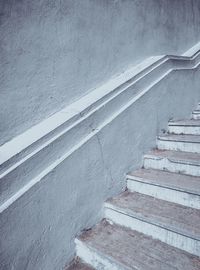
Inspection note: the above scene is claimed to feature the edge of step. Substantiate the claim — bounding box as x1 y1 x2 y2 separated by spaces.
76 221 200 270
126 168 200 196
144 149 200 166
168 119 200 127
76 225 134 270
193 110 200 114
105 191 200 242
157 134 200 143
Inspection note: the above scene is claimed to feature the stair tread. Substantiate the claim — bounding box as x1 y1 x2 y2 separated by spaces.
145 149 200 166
127 169 200 195
105 191 200 240
158 134 200 143
169 119 200 126
78 221 200 270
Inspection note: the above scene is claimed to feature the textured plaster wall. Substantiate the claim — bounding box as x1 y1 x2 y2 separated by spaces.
1 0 200 145
1 67 200 270
1 1 200 269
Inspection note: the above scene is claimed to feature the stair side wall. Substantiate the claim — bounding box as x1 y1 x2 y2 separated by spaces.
1 65 200 270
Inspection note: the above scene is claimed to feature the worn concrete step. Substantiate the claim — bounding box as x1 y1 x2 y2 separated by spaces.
127 169 200 209
157 134 200 153
66 259 94 270
76 220 200 270
104 191 200 256
143 149 200 176
192 110 200 120
168 119 200 135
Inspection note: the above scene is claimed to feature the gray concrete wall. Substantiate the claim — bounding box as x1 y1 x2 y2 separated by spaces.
1 1 200 269
1 0 200 145
1 65 200 270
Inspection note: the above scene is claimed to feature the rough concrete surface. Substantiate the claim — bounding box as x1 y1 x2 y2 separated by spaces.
1 1 200 269
77 106 200 268
128 169 200 195
1 0 200 145
66 259 94 270
78 221 200 270
106 191 200 239
145 149 200 165
1 66 200 270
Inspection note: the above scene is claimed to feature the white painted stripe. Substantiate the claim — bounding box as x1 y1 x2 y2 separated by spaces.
182 41 200 57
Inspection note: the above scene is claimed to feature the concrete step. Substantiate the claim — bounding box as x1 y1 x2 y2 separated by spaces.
127 169 200 209
66 259 94 270
168 119 200 135
157 134 200 153
192 110 200 120
104 191 200 256
143 149 200 176
76 220 200 270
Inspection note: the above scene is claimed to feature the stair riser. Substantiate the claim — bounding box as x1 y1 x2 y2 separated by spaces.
157 140 200 154
192 113 200 120
168 126 200 135
104 207 200 256
127 179 200 209
75 239 128 270
143 157 200 176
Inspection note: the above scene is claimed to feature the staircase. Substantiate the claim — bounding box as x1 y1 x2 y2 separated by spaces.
69 104 200 269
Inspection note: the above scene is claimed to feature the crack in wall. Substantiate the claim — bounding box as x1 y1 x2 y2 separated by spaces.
89 123 115 191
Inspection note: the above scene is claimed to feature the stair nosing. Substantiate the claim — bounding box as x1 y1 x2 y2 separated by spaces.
144 150 200 167
157 134 200 143
193 110 200 113
105 200 200 242
126 171 200 196
168 120 200 127
76 238 134 270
